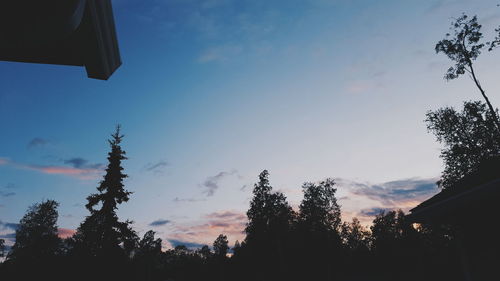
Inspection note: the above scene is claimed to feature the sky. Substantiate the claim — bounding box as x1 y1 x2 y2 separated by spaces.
2 0 500 250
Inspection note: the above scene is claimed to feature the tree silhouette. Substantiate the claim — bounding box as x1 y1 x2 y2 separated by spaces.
298 179 341 233
213 234 229 258
296 178 342 280
134 230 162 281
3 200 62 281
72 126 137 281
7 200 61 262
0 239 5 258
340 217 370 252
435 14 500 130
243 170 294 280
426 101 500 189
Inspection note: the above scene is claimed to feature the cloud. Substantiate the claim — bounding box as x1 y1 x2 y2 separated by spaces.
167 239 206 249
0 157 103 180
144 161 169 174
0 191 15 197
359 207 395 217
166 210 247 249
201 170 239 196
0 233 16 239
0 221 19 231
173 197 205 203
57 228 76 239
27 138 49 148
150 219 171 227
4 183 16 189
348 178 438 206
336 177 439 225
63 158 102 169
198 44 243 63
205 210 246 221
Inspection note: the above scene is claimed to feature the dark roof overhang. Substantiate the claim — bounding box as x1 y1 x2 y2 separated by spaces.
0 0 121 80
407 178 500 224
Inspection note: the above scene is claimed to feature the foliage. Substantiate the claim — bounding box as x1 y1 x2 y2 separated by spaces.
73 125 137 258
426 101 500 189
245 170 294 241
0 239 4 258
340 217 370 252
7 200 61 262
435 13 500 130
435 14 484 81
298 178 341 233
213 234 229 258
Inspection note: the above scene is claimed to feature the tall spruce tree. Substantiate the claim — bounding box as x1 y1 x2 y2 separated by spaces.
73 126 137 258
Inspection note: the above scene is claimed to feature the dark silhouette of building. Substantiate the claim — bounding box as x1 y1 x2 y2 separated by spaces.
408 156 500 281
0 0 121 80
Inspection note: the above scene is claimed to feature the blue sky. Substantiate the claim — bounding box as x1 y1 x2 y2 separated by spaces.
2 0 500 248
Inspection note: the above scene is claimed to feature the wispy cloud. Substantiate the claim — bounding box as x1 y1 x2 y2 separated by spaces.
0 191 15 197
150 219 171 227
0 157 103 180
0 220 19 231
198 44 243 63
337 177 439 225
173 197 206 203
347 178 438 207
165 210 246 249
358 207 395 217
143 160 169 174
201 170 240 197
167 239 206 249
27 138 50 148
63 158 103 170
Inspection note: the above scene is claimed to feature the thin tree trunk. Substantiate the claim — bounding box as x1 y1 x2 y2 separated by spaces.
469 63 500 133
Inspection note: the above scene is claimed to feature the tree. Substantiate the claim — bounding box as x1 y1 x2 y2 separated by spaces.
296 178 342 280
73 125 137 258
435 14 500 131
243 170 294 281
71 126 137 281
298 178 341 233
197 245 212 260
426 101 500 189
213 234 229 258
134 231 162 281
245 170 294 244
135 230 162 258
340 217 370 252
0 238 5 258
7 200 61 262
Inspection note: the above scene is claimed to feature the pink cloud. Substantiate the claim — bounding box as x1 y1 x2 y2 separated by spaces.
166 210 247 249
0 157 102 180
58 228 76 239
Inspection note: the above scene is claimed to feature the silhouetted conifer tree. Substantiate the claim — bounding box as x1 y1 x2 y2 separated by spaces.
72 126 137 281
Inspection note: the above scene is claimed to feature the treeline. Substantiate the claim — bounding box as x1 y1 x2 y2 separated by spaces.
0 127 463 281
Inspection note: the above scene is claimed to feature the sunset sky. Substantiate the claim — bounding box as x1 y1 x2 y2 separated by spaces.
2 0 500 249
